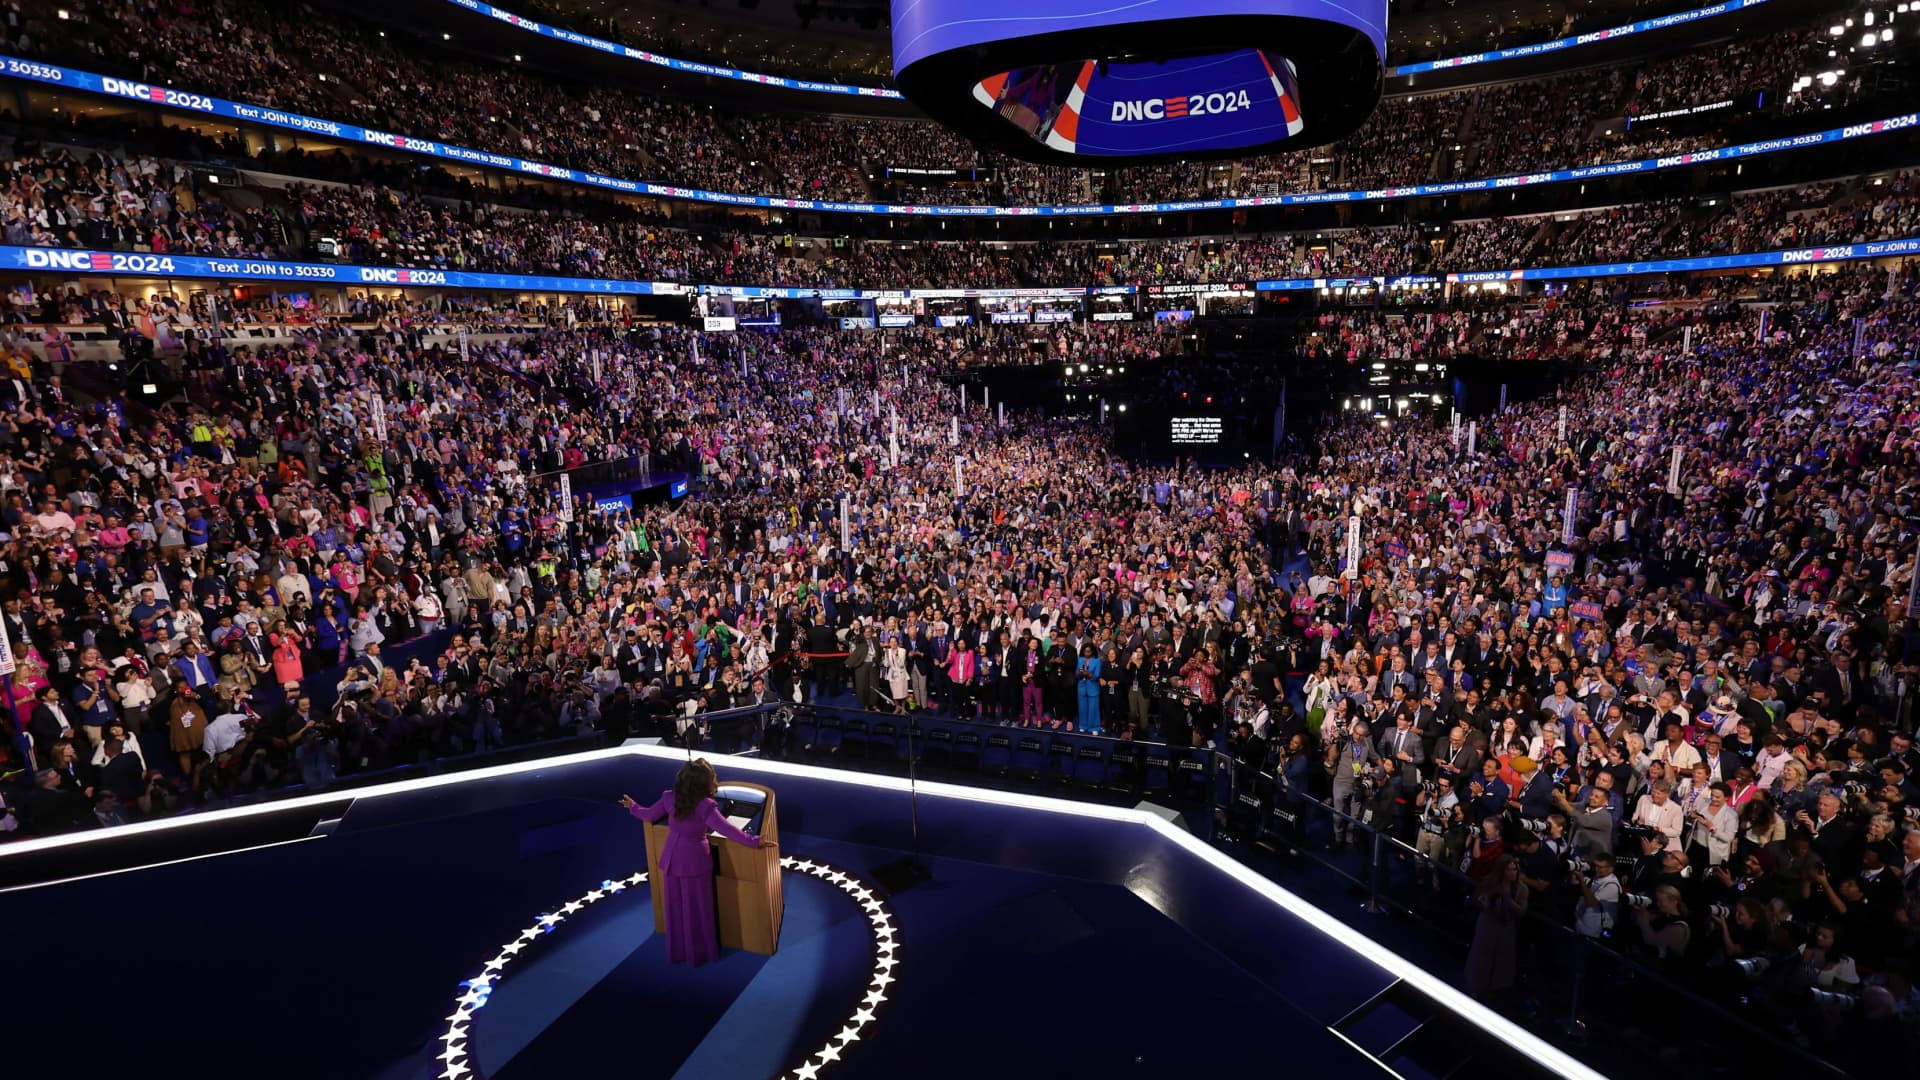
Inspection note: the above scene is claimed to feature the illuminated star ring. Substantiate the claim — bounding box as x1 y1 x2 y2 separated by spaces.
436 857 898 1080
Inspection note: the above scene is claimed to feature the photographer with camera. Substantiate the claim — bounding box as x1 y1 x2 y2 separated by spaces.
1556 778 1619 858
1570 852 1622 939
1363 755 1418 843
1414 773 1465 882
1625 883 1692 964
1325 718 1378 848
286 694 338 788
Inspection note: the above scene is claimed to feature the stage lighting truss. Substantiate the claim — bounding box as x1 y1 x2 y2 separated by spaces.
436 857 899 1080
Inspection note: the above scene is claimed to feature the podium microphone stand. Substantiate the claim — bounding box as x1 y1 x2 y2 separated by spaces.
873 710 931 893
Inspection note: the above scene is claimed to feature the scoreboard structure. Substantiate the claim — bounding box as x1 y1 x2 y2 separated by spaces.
893 0 1386 166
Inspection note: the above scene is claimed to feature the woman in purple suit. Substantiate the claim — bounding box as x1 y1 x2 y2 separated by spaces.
619 759 764 966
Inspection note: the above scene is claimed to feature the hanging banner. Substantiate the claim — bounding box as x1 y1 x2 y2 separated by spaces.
1908 536 1920 620
1562 488 1578 546
1467 421 1477 457
457 330 470 366
1667 446 1684 496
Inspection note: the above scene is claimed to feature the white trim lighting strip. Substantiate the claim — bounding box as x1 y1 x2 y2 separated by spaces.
7 743 1607 1080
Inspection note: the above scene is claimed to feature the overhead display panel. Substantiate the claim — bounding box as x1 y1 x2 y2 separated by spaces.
894 0 1386 166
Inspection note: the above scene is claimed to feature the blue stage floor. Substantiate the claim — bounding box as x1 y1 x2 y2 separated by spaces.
438 834 1385 1080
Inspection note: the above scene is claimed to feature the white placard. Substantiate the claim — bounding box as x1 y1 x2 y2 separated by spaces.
558 473 574 523
1344 515 1362 579
1907 537 1920 621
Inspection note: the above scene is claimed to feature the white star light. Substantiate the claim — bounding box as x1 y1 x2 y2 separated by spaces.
437 859 898 1080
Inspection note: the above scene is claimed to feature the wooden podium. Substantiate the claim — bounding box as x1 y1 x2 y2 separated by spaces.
642 782 784 956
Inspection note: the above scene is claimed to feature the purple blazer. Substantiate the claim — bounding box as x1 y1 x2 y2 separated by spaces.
631 791 761 877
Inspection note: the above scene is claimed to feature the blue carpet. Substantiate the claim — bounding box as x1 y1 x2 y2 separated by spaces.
490 913 771 1080
454 834 1382 1080
471 900 659 1073
483 868 874 1080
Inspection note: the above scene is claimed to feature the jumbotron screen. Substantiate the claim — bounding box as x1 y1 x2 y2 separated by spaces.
1169 416 1226 445
893 0 1385 165
972 52 1303 158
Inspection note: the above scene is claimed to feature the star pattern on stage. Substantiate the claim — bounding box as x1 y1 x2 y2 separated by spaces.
437 857 897 1080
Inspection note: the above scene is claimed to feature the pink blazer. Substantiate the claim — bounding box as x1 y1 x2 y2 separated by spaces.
631 792 760 878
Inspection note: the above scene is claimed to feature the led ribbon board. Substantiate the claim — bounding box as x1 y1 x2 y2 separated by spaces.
892 0 1387 166
0 54 1912 217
